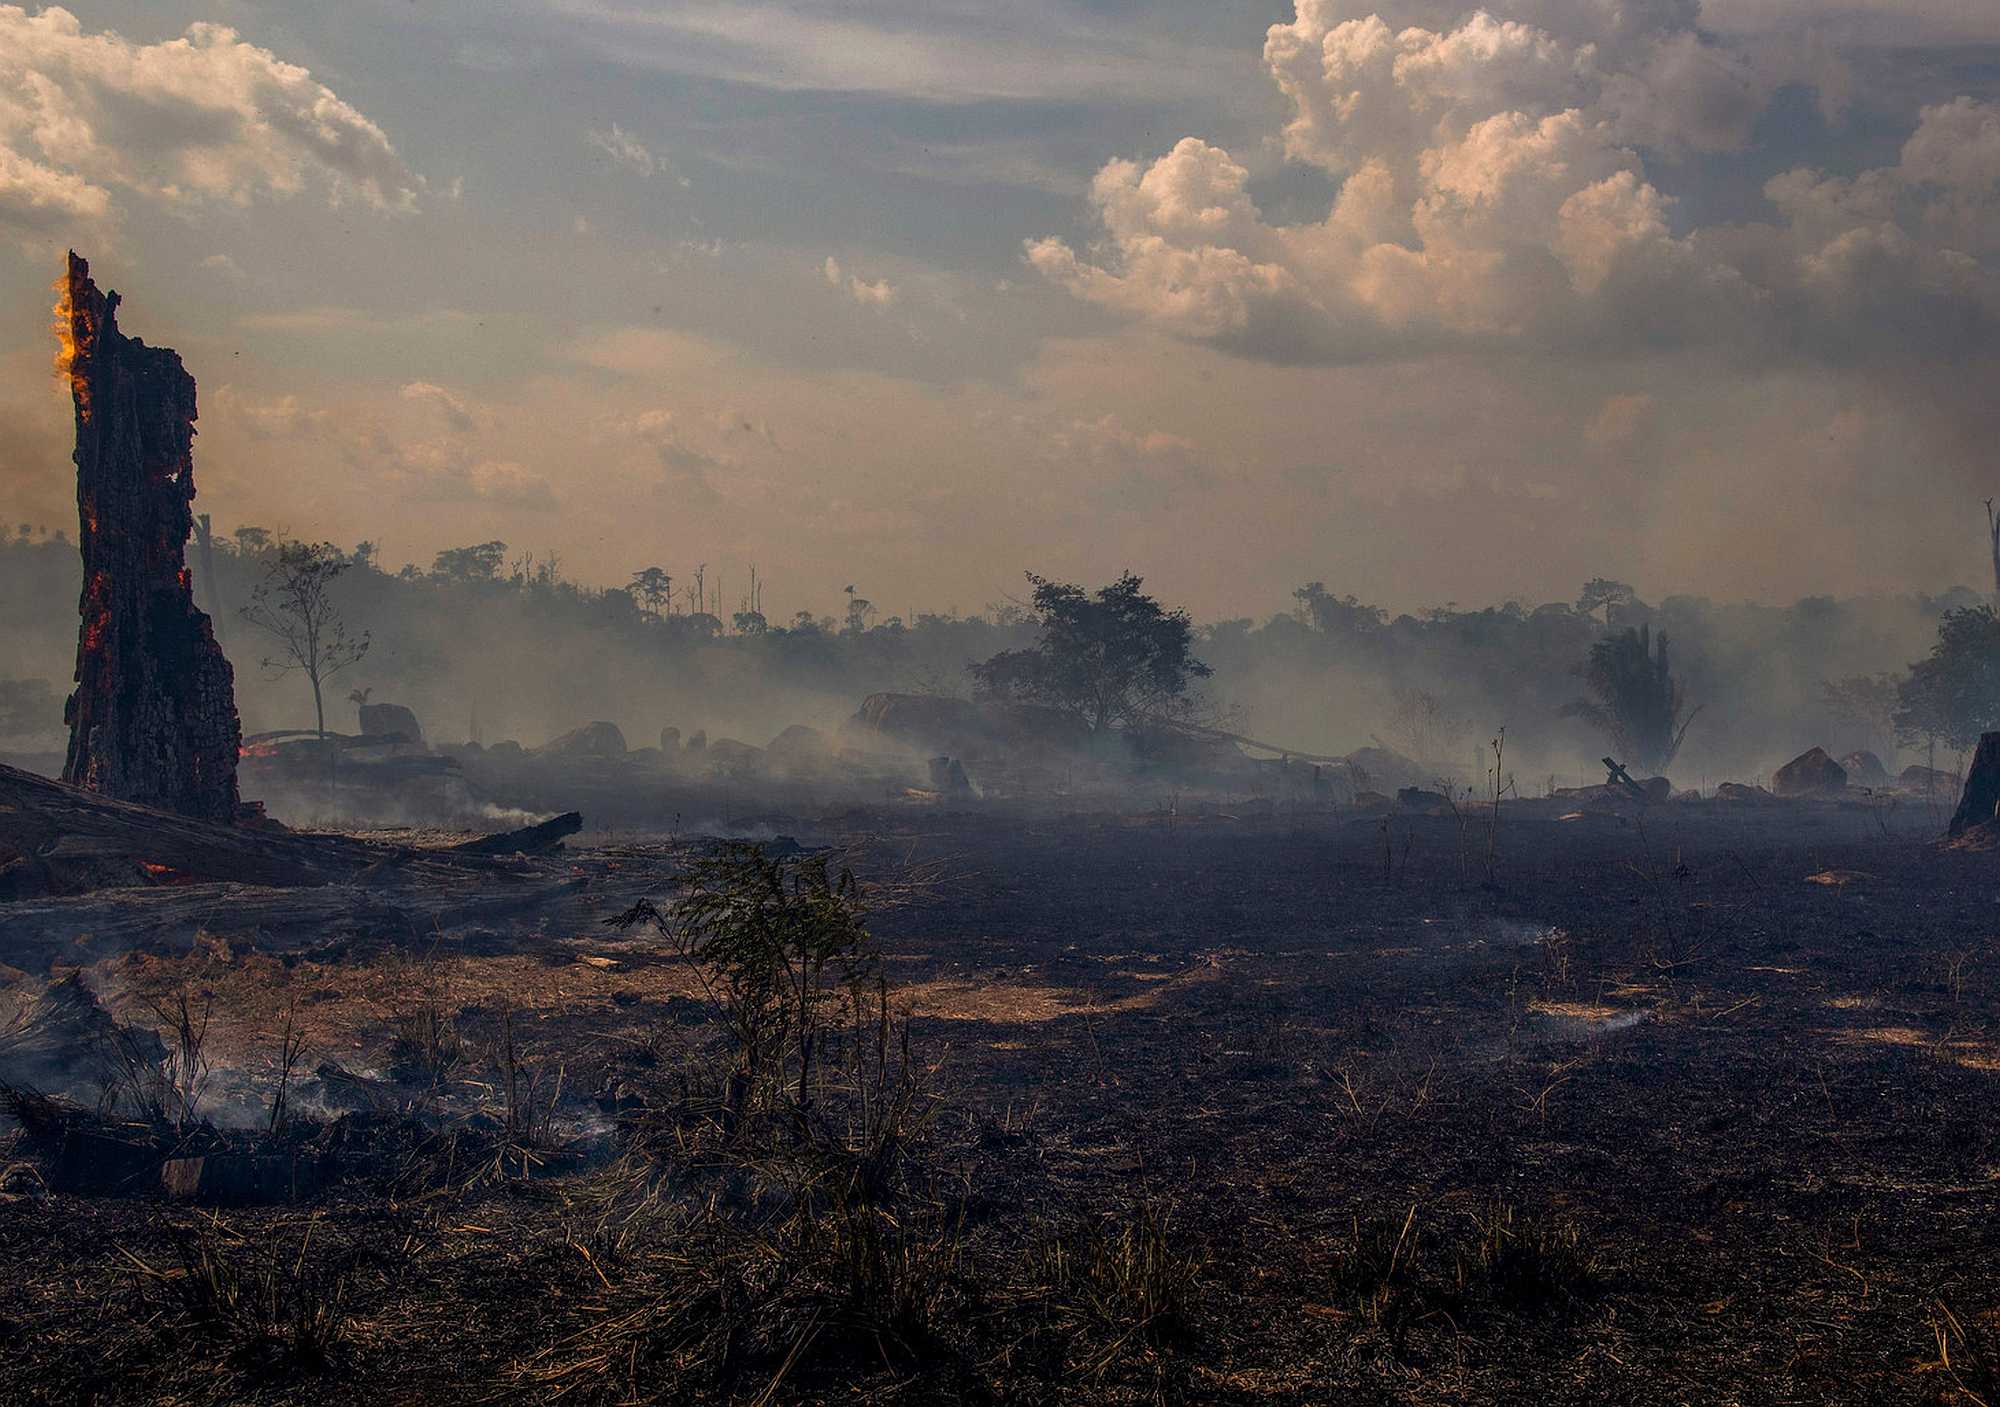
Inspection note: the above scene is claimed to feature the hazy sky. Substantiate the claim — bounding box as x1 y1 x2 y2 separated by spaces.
2 0 1998 620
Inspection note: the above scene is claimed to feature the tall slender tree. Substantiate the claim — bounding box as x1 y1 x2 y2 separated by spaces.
241 541 370 742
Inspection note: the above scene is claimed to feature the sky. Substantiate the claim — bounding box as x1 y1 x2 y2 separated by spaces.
2 0 1998 621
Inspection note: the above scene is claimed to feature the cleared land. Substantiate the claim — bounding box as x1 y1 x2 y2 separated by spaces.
1 798 1996 1405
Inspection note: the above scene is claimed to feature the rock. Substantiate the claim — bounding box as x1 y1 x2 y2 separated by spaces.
534 721 628 758
1950 732 2000 839
1773 747 1846 798
1715 782 1775 803
1351 791 1392 810
1639 776 1673 803
357 702 424 745
1900 764 1956 793
703 738 763 775
1839 750 1890 787
1397 786 1447 810
488 739 524 759
660 727 681 753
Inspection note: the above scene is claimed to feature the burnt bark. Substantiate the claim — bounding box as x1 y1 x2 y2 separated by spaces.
57 251 241 822
1949 731 2000 838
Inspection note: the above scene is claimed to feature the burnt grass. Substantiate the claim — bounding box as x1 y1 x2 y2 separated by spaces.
4 798 2000 1404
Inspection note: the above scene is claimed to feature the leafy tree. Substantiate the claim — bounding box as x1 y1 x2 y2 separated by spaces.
1293 582 1385 636
1895 606 2000 752
1575 577 1638 624
231 525 272 556
970 571 1211 735
733 610 769 635
431 540 507 584
241 541 371 741
1562 623 1699 772
843 585 875 634
630 566 673 617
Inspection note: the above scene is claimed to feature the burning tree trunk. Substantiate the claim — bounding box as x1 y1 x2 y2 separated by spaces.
55 252 241 822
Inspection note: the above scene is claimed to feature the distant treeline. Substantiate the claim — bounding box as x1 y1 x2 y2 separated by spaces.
0 523 1983 786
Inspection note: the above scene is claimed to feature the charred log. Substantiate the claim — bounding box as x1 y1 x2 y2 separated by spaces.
449 810 583 856
56 251 241 823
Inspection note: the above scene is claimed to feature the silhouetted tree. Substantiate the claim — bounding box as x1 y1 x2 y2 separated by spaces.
1896 606 2000 753
971 572 1211 735
1575 577 1638 624
1562 623 1699 772
630 566 672 617
232 525 272 556
431 541 508 584
1293 582 1386 637
242 541 371 741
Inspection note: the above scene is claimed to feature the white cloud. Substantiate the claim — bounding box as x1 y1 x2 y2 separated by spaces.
0 5 424 238
822 255 900 307
585 122 657 177
400 380 476 433
1030 1 2000 366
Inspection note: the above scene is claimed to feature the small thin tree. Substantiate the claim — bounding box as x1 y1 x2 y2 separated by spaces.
241 541 370 743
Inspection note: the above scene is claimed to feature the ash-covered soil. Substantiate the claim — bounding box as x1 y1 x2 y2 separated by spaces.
2 798 1997 1405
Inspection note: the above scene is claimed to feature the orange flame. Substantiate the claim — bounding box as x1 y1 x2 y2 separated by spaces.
51 265 89 418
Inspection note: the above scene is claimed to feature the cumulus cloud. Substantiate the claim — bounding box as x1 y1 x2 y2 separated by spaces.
629 408 725 505
1028 1 2000 368
399 380 476 433
0 5 422 240
210 387 329 440
823 255 900 307
403 458 559 511
585 122 658 177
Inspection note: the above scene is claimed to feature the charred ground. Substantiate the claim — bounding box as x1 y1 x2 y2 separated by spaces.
2 796 1996 1405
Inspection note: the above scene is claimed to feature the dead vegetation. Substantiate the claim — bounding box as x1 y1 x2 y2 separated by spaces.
3 809 2000 1404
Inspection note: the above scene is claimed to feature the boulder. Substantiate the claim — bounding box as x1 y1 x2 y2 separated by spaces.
1773 747 1846 798
1397 786 1447 810
535 721 628 758
1839 750 1890 787
1715 782 1775 803
1900 764 1956 793
703 738 763 775
1639 776 1673 803
357 702 423 745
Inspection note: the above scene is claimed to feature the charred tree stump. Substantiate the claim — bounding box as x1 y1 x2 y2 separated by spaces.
56 251 241 822
1950 732 2000 838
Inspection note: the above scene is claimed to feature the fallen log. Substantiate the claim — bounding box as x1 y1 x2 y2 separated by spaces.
449 810 583 856
0 763 578 899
